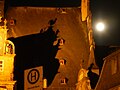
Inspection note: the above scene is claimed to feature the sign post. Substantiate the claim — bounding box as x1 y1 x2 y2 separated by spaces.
24 66 43 90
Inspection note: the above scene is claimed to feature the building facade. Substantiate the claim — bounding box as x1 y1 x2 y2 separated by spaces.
95 49 120 90
0 18 16 89
0 0 95 90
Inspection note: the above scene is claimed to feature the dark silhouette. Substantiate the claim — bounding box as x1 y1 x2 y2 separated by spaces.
9 18 60 90
87 63 99 89
48 18 57 26
8 0 81 7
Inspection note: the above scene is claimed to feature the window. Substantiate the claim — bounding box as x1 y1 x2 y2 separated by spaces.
58 38 65 46
10 19 15 25
5 43 13 54
57 8 67 14
111 58 117 75
0 60 4 72
60 78 68 84
61 79 66 84
59 59 66 65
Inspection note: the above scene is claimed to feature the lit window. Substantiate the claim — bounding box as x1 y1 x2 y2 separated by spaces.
60 78 68 84
10 19 15 25
61 9 67 14
5 43 13 54
61 79 66 84
0 60 4 72
111 58 117 75
58 38 65 46
57 8 67 14
59 59 66 65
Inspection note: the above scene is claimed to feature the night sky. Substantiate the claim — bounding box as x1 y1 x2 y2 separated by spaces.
9 0 80 7
90 0 120 45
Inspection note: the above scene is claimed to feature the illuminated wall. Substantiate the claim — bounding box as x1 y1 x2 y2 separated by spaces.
0 20 16 89
3 0 95 90
95 49 120 90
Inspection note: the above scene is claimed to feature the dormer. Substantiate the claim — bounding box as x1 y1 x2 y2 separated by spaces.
5 40 15 55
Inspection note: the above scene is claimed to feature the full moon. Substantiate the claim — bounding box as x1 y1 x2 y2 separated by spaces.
96 22 105 31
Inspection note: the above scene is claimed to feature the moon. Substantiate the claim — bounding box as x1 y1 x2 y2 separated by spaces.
96 22 105 32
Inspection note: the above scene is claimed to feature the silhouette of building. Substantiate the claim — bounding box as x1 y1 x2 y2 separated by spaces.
0 0 97 90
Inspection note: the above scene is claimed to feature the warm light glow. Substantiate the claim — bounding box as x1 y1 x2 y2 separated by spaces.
96 22 105 31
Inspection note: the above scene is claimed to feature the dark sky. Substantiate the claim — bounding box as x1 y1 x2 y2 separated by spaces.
90 0 120 45
9 0 80 7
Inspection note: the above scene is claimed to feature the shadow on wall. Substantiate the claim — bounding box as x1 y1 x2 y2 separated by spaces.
9 18 60 90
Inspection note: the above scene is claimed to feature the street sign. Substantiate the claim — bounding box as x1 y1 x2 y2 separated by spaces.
24 66 43 90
